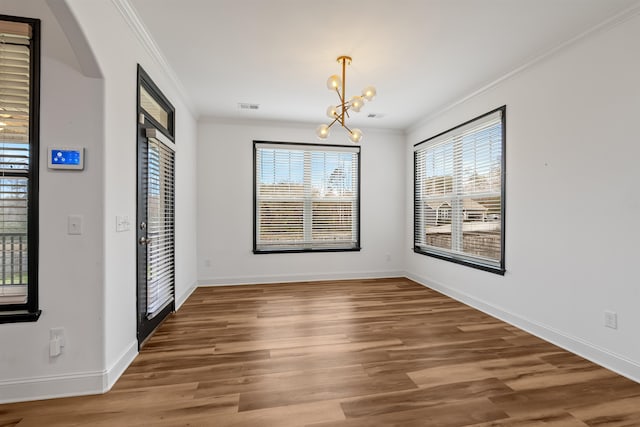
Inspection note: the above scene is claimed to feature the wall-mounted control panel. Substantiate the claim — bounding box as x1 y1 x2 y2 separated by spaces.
48 147 84 170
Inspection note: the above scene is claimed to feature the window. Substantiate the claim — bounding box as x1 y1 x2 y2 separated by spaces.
139 84 173 134
414 106 505 274
254 141 360 253
0 15 41 322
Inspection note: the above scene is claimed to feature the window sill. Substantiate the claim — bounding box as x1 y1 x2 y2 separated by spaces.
254 247 361 254
0 310 42 324
413 247 505 275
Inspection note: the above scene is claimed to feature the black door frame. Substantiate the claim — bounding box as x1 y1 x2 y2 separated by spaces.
136 65 175 347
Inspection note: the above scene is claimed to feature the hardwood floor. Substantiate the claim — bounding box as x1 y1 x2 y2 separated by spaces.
2 277 640 426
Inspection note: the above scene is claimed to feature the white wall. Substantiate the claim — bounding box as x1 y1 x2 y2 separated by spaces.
0 0 199 403
405 12 640 381
67 0 199 386
0 0 105 402
197 120 405 285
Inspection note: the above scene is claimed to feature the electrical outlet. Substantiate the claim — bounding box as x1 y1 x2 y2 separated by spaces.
604 311 618 329
67 215 83 235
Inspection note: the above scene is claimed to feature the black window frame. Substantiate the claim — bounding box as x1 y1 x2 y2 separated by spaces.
0 14 41 323
137 65 175 142
253 141 361 254
413 106 506 275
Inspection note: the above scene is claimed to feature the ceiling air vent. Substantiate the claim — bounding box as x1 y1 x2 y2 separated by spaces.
238 103 260 110
367 113 385 119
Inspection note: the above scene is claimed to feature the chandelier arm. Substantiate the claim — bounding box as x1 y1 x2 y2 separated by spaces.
330 111 343 127
326 116 340 129
343 104 351 119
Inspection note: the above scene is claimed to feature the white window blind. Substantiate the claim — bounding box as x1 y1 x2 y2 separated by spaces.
0 21 32 306
414 107 505 273
146 137 175 319
254 142 360 252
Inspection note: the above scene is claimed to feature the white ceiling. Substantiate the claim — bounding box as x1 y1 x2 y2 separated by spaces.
128 0 639 131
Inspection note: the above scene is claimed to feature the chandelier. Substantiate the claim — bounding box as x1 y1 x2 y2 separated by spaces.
315 56 376 143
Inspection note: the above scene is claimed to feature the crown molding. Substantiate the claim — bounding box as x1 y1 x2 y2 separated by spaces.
407 1 640 134
111 0 198 118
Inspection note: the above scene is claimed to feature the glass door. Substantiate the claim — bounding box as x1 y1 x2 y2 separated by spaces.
136 65 176 346
137 127 175 345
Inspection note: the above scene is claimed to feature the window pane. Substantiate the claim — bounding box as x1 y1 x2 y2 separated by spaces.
460 196 501 261
0 40 30 173
0 20 31 39
140 86 169 129
258 201 304 243
423 199 452 252
0 143 29 172
423 146 453 197
312 201 354 242
0 177 28 304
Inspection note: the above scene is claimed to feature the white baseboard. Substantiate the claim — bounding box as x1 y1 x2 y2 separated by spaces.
176 281 197 309
103 340 138 392
198 270 406 287
406 272 640 384
0 370 104 404
0 340 138 404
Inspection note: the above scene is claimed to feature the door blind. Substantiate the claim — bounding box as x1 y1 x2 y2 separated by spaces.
146 137 175 319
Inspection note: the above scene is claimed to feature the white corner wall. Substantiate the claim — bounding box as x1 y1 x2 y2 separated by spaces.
66 0 199 388
0 0 199 403
197 120 405 285
405 11 640 381
0 0 105 402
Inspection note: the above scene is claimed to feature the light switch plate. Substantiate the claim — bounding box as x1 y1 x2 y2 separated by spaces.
604 310 618 329
116 215 130 232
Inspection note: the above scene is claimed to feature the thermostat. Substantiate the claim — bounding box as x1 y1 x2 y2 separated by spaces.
48 147 84 170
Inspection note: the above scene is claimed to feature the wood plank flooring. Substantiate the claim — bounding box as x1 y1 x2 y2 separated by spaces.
3 277 640 426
